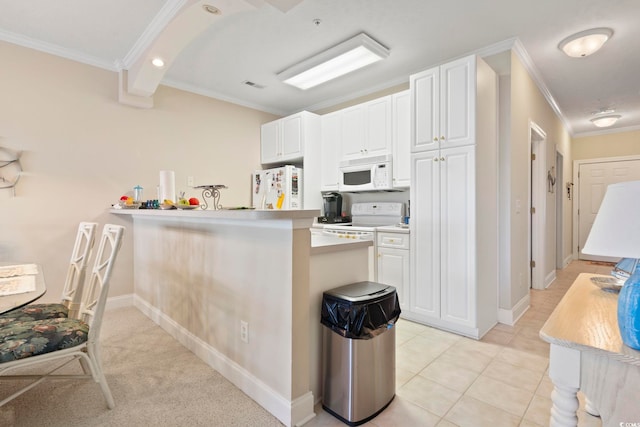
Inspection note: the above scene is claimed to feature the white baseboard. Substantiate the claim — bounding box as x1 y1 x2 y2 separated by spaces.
563 255 573 268
133 295 314 427
544 270 557 289
497 293 530 326
105 293 134 311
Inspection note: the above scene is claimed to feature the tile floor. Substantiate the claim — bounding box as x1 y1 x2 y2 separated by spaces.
306 260 611 427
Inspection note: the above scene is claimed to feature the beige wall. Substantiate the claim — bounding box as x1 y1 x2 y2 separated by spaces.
0 41 278 301
572 129 640 160
502 51 572 311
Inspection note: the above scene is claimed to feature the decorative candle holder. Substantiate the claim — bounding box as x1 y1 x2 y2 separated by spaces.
195 185 227 210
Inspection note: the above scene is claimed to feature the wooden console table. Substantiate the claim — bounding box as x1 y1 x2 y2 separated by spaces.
540 273 640 427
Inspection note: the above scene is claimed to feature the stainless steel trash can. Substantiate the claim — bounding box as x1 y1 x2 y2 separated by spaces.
321 281 401 426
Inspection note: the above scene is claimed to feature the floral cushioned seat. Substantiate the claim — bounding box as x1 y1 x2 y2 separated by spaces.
0 304 69 327
0 317 89 363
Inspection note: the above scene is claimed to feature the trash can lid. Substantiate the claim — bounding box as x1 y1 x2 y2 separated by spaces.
324 281 395 303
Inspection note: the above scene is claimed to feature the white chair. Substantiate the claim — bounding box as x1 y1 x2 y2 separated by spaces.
0 224 124 409
0 222 98 323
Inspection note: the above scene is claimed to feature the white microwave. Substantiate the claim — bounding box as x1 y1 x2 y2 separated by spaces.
339 154 393 192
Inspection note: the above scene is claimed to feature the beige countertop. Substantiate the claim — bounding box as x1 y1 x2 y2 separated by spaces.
110 207 320 221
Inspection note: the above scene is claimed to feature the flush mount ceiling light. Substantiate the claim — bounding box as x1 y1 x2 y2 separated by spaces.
151 57 165 68
590 114 621 128
278 33 390 90
558 28 613 57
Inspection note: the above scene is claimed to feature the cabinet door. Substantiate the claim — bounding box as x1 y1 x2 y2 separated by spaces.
281 114 304 161
377 247 409 310
340 105 366 160
439 145 476 328
411 66 439 153
440 56 476 149
320 112 342 190
365 96 392 156
261 120 280 164
392 91 411 188
410 151 441 320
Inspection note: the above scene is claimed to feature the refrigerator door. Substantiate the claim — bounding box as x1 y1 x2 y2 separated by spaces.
251 166 303 209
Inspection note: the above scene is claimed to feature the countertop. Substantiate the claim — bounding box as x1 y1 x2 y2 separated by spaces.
110 207 320 221
376 224 410 234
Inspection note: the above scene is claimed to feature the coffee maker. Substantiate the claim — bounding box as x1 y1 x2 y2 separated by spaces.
318 192 350 224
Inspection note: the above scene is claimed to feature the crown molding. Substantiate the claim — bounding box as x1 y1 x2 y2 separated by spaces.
161 78 289 116
573 123 640 138
511 38 574 136
0 29 117 71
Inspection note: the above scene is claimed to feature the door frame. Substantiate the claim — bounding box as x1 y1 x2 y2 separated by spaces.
529 121 546 290
556 150 564 269
572 154 640 260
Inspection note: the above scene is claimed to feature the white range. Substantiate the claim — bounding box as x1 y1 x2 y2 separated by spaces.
320 202 405 281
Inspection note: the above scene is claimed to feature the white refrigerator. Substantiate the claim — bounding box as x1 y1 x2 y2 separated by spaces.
252 165 303 209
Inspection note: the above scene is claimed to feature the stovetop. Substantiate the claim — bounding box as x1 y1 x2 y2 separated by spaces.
317 215 352 224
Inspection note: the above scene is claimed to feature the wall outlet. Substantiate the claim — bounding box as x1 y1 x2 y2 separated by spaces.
240 320 249 343
187 176 194 187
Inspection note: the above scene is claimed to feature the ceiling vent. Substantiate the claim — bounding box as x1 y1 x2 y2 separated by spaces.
242 80 266 89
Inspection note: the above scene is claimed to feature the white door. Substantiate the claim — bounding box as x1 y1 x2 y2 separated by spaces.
281 114 303 160
440 55 475 149
365 96 392 156
340 105 365 160
410 151 441 320
392 91 411 188
377 247 409 309
410 66 439 153
440 145 476 328
260 120 280 164
578 158 640 260
320 112 342 191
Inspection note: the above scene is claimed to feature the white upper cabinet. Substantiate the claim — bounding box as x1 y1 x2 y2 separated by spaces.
320 112 342 191
392 90 411 188
261 111 318 165
411 55 476 153
340 96 392 161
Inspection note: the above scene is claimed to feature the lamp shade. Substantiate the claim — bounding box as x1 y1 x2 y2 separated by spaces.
582 180 640 258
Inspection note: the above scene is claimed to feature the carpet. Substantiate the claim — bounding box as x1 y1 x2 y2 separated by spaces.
0 307 283 427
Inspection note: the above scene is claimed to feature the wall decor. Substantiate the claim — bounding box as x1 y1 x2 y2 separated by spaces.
0 147 23 196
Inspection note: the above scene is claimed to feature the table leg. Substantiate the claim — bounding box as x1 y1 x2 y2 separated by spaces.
584 397 600 417
548 344 581 427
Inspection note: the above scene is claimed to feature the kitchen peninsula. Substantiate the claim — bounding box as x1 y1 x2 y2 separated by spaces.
111 208 370 427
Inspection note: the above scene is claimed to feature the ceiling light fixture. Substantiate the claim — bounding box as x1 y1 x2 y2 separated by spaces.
558 28 613 57
202 5 221 15
590 114 621 128
278 33 390 90
151 57 165 68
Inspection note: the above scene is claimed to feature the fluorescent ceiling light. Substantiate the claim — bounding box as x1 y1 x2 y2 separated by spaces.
278 33 389 90
558 28 613 57
590 114 621 127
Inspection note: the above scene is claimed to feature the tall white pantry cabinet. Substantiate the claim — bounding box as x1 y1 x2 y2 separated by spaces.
408 54 498 339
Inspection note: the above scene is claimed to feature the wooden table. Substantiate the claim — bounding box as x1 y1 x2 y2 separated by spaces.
0 263 46 314
540 273 640 427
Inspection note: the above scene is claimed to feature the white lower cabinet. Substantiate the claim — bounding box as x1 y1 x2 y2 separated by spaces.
376 231 409 310
408 145 497 339
410 147 476 328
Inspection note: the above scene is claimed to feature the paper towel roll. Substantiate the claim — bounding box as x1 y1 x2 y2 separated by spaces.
159 170 175 203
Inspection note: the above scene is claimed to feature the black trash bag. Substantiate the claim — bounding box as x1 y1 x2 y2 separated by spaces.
321 284 401 340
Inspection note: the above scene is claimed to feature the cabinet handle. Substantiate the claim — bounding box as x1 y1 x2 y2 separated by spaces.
433 137 438 142
440 136 445 141
440 157 445 161
434 158 439 162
